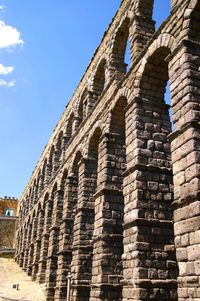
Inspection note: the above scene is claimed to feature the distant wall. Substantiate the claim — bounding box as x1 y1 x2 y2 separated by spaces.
0 217 18 248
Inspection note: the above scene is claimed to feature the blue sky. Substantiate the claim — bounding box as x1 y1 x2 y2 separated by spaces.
0 0 171 199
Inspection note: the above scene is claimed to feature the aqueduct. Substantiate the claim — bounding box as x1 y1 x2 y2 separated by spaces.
16 0 200 300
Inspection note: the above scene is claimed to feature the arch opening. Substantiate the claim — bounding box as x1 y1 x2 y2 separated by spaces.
125 37 131 72
66 112 74 138
49 145 55 180
134 46 178 293
78 89 88 123
138 46 173 162
92 59 106 97
112 18 131 74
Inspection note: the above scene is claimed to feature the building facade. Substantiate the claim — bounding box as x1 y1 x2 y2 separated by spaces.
0 196 18 216
0 196 18 249
15 0 200 300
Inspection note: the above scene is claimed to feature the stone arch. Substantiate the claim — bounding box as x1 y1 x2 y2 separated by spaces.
70 128 103 299
35 202 40 217
25 195 29 217
41 158 47 191
21 200 25 220
60 168 68 191
135 33 176 97
121 40 178 299
69 143 84 174
29 185 34 210
27 215 31 224
36 169 41 198
136 44 173 163
37 201 43 213
140 47 171 101
32 208 36 220
44 192 49 204
114 86 130 107
92 58 107 97
110 96 127 135
40 198 45 211
52 131 63 175
36 170 40 185
78 87 88 122
87 121 104 156
88 127 103 157
33 179 38 206
51 182 57 197
48 145 55 179
88 126 103 195
71 150 82 176
66 112 75 138
57 131 63 154
111 16 130 68
89 95 128 300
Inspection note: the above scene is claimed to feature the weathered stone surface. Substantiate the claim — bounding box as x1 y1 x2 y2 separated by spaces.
15 0 200 300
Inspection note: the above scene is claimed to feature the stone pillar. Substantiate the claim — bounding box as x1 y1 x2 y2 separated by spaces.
108 61 127 82
14 229 20 263
90 133 126 300
55 176 78 301
44 163 52 189
121 96 177 300
19 226 27 268
70 158 97 301
73 116 82 134
61 135 69 164
52 149 60 177
34 184 39 206
169 40 200 301
37 199 53 283
29 192 34 211
129 15 155 64
23 223 32 270
86 91 98 115
31 209 44 280
38 174 44 197
26 217 38 276
45 190 64 301
17 228 24 265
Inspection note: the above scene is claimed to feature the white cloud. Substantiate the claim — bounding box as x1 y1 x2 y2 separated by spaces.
8 80 15 87
0 20 24 48
0 78 6 85
0 5 4 10
0 63 14 75
0 78 15 87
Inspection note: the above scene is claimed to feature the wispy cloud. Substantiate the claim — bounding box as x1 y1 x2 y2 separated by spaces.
0 5 4 11
0 78 15 87
0 63 14 75
0 20 24 49
8 79 15 87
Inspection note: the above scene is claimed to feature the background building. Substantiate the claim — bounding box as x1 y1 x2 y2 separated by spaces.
0 196 18 216
0 196 18 250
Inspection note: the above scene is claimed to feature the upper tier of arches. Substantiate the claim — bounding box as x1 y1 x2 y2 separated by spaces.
18 0 198 223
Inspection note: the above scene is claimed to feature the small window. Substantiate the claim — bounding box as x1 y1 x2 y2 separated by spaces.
5 209 14 216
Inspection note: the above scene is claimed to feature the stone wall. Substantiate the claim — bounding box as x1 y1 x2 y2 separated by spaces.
15 0 200 300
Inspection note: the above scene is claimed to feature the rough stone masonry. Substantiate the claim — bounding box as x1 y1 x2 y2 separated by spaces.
15 0 200 300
